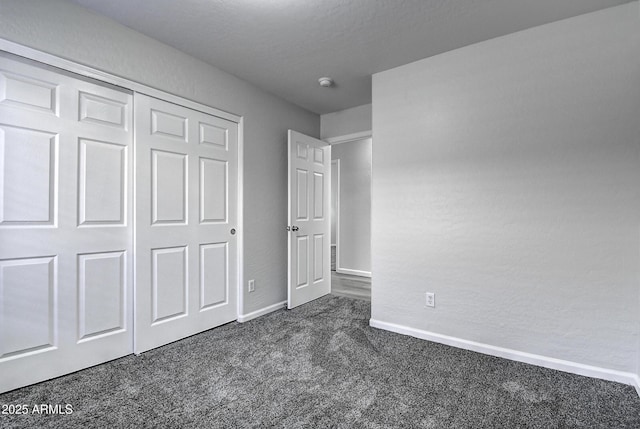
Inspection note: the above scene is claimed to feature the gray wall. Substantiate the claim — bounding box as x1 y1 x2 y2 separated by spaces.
0 0 320 315
372 3 640 373
321 104 371 140
332 139 372 275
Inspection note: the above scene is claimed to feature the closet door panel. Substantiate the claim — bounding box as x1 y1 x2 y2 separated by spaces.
135 94 237 353
0 53 133 393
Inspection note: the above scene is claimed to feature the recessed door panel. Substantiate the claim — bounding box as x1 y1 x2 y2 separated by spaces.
0 257 56 358
313 172 324 220
78 252 125 340
199 122 227 150
79 92 128 129
313 234 324 282
200 243 227 309
0 70 57 115
296 169 308 221
200 157 227 223
79 139 126 225
297 142 308 160
151 149 186 224
0 126 56 225
152 247 188 323
296 235 308 288
151 109 187 141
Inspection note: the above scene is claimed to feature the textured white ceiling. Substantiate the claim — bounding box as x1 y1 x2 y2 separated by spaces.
69 0 629 114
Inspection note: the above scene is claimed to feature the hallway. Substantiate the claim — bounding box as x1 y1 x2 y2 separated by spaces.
331 271 371 301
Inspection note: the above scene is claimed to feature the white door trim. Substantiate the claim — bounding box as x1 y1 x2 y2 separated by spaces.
331 159 340 249
0 39 245 323
0 39 240 122
325 130 372 145
236 118 244 321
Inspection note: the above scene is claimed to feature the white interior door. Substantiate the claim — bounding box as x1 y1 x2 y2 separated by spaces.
287 130 331 309
0 53 133 392
135 94 238 353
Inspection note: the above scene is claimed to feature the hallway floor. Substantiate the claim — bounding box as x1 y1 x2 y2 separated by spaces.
331 271 371 301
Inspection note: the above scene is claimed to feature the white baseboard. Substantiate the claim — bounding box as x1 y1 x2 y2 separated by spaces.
238 301 286 323
336 268 372 278
369 318 639 393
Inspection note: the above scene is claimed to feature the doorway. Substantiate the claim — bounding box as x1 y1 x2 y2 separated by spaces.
328 133 372 301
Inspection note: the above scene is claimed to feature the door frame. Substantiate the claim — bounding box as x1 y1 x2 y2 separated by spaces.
331 158 340 271
325 131 372 278
0 38 245 332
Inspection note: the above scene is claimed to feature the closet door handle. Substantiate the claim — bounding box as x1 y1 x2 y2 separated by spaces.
230 228 236 235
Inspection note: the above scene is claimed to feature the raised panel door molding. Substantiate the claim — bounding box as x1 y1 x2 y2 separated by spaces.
151 246 189 324
0 69 58 115
79 91 128 130
77 251 126 341
0 256 57 359
151 109 188 142
0 125 57 226
199 157 227 224
78 138 127 226
151 149 187 225
199 242 228 310
199 122 228 150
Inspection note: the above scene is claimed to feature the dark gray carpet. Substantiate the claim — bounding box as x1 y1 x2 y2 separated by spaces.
1 295 639 428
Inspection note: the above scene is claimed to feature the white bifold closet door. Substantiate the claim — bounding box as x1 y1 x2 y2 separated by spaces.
0 53 134 392
134 94 238 353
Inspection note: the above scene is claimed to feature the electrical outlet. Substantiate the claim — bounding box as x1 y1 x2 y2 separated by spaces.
248 279 255 292
425 292 435 308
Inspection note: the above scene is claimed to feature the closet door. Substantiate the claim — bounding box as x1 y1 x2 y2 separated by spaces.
0 53 133 393
134 94 237 353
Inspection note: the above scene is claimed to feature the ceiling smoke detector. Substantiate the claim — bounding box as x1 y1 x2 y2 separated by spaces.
318 77 334 88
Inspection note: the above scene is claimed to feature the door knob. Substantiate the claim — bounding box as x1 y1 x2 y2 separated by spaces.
291 226 299 232
230 228 236 235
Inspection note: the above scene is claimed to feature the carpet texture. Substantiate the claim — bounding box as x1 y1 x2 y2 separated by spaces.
1 295 639 428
